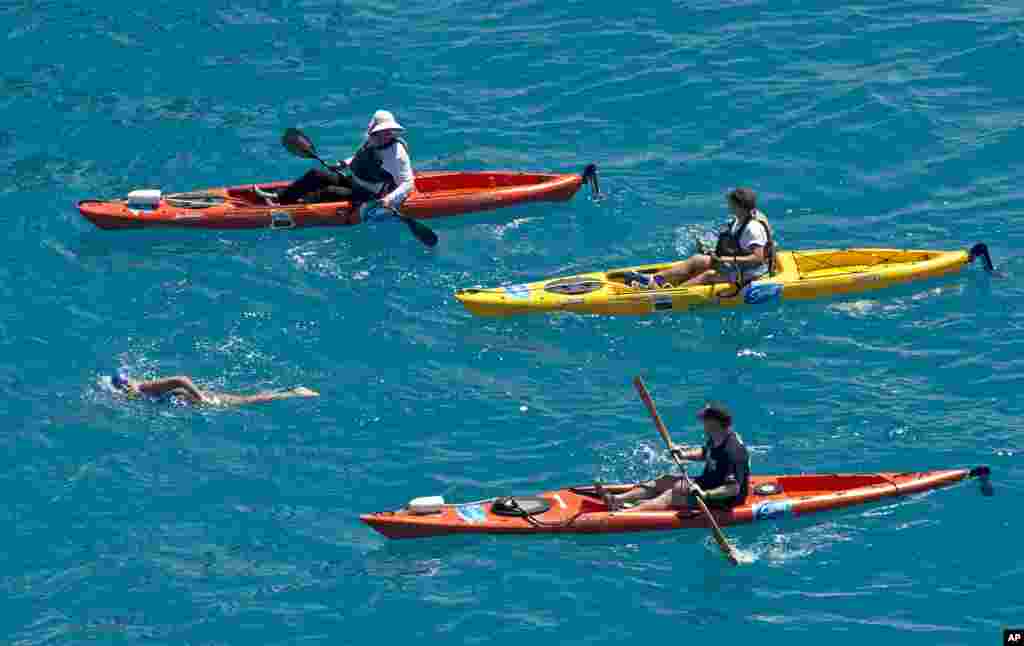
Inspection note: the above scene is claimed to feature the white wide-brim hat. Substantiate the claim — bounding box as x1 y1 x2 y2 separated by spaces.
368 110 405 134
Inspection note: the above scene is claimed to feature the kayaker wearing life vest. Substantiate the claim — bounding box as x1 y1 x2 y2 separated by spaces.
109 371 319 406
604 402 750 512
641 188 775 288
273 110 415 209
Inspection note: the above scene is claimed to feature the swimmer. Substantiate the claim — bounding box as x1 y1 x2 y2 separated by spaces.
110 371 319 406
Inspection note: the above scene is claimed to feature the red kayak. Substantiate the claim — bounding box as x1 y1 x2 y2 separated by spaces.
361 466 990 539
78 165 598 230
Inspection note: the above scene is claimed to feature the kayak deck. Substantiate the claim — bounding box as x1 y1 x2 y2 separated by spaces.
455 245 993 317
361 467 988 539
78 166 597 230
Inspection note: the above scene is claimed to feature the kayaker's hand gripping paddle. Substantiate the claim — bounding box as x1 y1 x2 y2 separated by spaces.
281 128 438 248
633 376 742 566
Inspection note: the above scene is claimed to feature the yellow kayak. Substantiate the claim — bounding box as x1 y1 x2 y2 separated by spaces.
455 244 995 317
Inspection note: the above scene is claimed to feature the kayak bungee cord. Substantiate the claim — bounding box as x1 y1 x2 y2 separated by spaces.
459 279 629 296
790 249 925 279
786 248 925 276
790 243 996 280
502 498 589 529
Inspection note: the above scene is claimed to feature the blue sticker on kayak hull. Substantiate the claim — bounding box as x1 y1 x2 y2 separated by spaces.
503 285 531 300
362 206 400 224
653 296 673 311
455 504 488 523
743 282 783 305
753 499 793 521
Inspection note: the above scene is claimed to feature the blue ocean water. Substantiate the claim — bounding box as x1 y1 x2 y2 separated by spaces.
3 0 1023 643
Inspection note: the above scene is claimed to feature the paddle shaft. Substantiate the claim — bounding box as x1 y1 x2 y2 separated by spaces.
632 376 740 565
310 152 332 169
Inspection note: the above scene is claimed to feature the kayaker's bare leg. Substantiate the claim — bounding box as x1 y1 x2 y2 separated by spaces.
607 475 679 509
683 269 731 286
623 478 692 512
205 386 320 407
655 255 714 286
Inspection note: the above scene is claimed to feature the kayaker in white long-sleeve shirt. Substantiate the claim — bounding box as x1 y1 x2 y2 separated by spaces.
274 110 415 210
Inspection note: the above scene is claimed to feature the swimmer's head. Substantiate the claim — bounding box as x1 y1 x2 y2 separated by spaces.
111 370 131 390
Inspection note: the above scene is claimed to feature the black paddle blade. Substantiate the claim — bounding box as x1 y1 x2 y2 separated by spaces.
282 128 318 159
403 217 439 247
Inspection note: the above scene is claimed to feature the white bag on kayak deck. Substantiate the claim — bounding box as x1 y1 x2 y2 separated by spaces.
127 189 162 209
407 496 444 514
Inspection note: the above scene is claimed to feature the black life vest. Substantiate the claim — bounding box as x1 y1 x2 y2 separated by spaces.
713 210 776 275
348 137 410 194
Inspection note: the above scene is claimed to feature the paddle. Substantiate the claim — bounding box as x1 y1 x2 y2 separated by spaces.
361 201 439 248
281 128 438 248
632 376 741 566
282 127 333 168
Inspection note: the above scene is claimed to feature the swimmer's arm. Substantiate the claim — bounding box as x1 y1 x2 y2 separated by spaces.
138 376 205 402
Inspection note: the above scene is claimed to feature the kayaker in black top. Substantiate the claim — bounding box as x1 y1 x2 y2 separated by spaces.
270 110 415 209
605 402 750 512
109 370 319 407
632 188 775 288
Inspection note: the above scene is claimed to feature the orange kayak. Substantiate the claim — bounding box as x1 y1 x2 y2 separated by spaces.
361 466 989 539
78 166 597 230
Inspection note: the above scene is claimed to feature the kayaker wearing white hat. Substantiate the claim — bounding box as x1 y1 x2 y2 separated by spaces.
275 110 415 210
